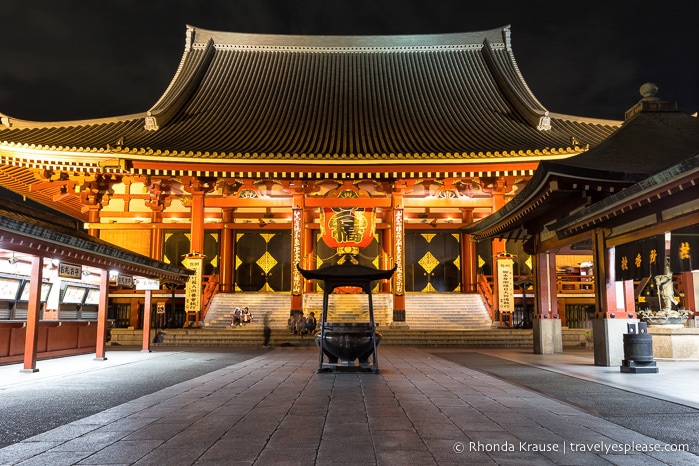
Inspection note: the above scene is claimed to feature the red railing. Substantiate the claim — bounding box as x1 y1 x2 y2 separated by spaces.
200 275 219 321
477 274 495 320
476 273 596 319
556 274 595 294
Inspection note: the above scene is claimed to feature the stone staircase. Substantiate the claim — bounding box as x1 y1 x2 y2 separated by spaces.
204 293 292 330
144 327 535 348
403 293 492 330
204 292 492 330
141 292 510 348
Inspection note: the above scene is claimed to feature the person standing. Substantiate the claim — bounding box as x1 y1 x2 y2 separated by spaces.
263 314 271 347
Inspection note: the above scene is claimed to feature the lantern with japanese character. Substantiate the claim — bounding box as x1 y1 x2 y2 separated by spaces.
320 207 376 261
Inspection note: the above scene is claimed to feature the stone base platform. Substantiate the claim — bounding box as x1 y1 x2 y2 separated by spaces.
649 326 699 359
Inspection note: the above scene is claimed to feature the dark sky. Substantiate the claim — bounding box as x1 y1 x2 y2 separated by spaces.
0 0 697 122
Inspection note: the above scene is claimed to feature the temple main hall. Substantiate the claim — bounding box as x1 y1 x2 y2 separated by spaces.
2 24 696 365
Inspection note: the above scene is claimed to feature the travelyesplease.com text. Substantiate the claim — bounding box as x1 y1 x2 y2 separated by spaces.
453 440 690 455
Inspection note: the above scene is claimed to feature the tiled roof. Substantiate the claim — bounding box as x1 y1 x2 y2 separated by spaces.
0 25 619 165
0 199 191 282
462 93 699 241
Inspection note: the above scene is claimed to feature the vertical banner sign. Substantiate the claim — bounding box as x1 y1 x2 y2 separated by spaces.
497 255 515 313
291 207 303 295
183 253 204 314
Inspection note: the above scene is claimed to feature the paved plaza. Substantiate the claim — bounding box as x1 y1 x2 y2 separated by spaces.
0 346 698 465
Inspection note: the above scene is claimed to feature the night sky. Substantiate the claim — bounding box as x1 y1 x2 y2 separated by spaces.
0 0 697 122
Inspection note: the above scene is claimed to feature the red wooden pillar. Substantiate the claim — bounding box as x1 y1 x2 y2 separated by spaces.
490 187 506 304
302 201 314 293
220 208 234 293
151 223 163 261
86 208 101 238
183 177 212 256
141 289 153 352
95 269 109 361
190 190 206 255
461 209 476 293
21 255 43 372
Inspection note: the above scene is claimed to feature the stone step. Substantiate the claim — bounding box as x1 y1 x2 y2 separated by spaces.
145 327 536 349
204 292 493 330
110 327 590 349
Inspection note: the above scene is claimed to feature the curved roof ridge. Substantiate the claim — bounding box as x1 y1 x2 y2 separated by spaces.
548 112 622 127
145 34 216 131
0 112 145 130
187 24 509 51
481 35 550 131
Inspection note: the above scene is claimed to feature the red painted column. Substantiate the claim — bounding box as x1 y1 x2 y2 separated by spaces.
86 208 101 238
220 208 234 293
21 256 43 372
141 289 153 352
190 190 206 256
95 269 109 361
490 186 506 305
183 177 212 257
150 223 163 261
461 209 476 293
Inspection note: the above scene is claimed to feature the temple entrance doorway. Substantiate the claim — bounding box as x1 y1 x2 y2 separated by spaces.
405 231 461 292
234 232 292 292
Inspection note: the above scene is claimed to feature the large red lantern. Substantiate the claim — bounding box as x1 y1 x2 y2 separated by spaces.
320 207 376 258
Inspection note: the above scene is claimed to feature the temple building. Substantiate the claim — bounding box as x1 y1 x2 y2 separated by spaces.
1 25 625 344
465 83 699 363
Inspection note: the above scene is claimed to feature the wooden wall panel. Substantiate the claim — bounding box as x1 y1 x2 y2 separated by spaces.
100 229 152 258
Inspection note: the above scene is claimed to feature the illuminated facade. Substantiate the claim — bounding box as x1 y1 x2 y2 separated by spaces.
0 25 620 324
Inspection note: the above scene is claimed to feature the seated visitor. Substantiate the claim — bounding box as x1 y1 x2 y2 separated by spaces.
288 314 299 334
297 314 307 334
304 312 317 335
231 307 243 327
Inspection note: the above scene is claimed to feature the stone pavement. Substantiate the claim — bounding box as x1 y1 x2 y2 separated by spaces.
0 347 697 465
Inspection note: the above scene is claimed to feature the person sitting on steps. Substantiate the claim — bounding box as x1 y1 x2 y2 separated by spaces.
242 306 253 325
304 312 317 335
231 307 243 327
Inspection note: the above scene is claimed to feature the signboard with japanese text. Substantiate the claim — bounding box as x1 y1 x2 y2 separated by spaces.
183 254 204 314
58 262 82 279
615 227 698 280
135 278 160 291
117 274 134 288
497 256 515 313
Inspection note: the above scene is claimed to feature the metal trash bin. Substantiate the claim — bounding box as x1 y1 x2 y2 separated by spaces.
620 322 658 373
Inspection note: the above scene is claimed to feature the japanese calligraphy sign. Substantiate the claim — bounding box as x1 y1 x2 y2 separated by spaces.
183 253 204 314
497 255 515 313
58 262 82 279
135 278 160 291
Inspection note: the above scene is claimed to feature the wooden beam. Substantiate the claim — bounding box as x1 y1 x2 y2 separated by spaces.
607 211 699 247
304 197 392 208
